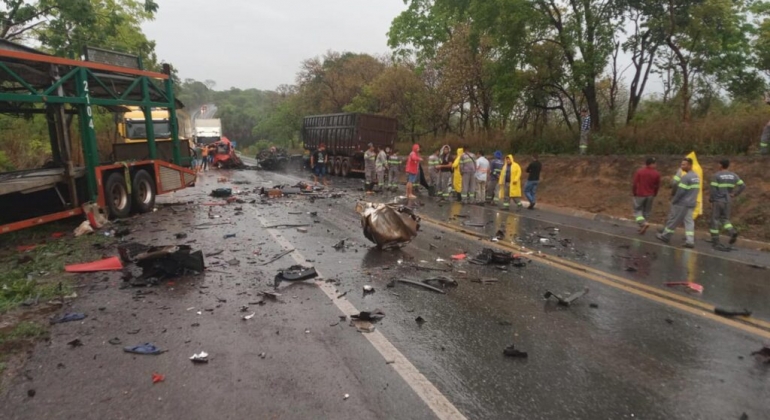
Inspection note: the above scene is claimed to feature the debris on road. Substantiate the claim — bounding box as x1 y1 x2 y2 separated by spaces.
175 233 188 239
67 338 83 347
333 239 346 250
714 307 752 318
751 346 770 364
415 316 426 325
351 309 385 322
275 265 318 285
469 248 523 266
344 394 350 400
297 227 308 233
664 282 704 293
243 313 256 320
470 278 499 285
119 244 205 284
356 202 420 249
396 279 447 294
543 287 590 306
190 351 209 363
363 285 375 294
258 291 281 300
352 320 375 333
223 233 236 239
123 343 164 355
259 249 295 266
65 256 123 273
210 188 232 198
108 337 122 345
451 253 467 260
503 344 528 358
422 276 458 287
50 313 87 324
152 373 165 384
73 220 94 237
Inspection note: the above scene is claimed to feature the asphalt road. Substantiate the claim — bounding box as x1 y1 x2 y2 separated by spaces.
2 164 769 420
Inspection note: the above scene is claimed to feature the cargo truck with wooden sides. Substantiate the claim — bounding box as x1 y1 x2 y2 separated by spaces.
0 41 196 234
301 113 397 177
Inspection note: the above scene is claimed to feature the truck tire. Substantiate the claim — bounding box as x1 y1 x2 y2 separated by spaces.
131 170 156 213
341 158 350 177
333 158 342 176
105 172 131 219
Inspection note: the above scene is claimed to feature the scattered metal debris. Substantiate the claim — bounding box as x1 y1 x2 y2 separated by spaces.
67 338 83 347
543 287 590 306
259 249 295 266
190 351 209 363
351 309 385 322
50 313 87 324
363 285 375 294
714 307 752 318
415 316 426 324
422 276 458 287
275 265 318 285
396 279 447 294
503 344 528 358
751 346 770 364
664 282 704 293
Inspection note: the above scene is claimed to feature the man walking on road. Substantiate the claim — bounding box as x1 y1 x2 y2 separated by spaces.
632 157 661 234
388 148 401 192
405 144 422 199
489 151 504 203
427 148 441 196
580 108 590 155
376 146 388 192
524 154 542 209
437 145 453 198
364 143 376 195
709 159 746 249
311 143 329 187
657 158 700 248
474 151 489 205
459 146 476 204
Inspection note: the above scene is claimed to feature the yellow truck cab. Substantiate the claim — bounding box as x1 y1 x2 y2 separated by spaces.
117 106 193 146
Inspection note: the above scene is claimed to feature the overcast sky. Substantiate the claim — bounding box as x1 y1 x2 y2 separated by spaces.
142 0 407 91
142 1 662 95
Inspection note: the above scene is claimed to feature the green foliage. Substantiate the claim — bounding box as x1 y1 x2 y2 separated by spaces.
0 322 48 344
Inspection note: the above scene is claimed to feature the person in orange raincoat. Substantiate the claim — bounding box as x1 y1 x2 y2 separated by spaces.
498 154 523 210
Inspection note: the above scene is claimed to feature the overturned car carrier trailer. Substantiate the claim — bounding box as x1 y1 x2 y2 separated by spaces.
0 41 195 234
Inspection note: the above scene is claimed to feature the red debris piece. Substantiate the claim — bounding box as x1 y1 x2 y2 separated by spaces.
152 373 165 384
664 282 704 293
451 254 467 261
65 256 123 273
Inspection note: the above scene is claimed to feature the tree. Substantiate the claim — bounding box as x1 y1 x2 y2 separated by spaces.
530 0 623 131
623 0 663 123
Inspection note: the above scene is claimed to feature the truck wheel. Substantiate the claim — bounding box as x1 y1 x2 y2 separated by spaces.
333 158 342 176
105 172 131 219
341 158 350 177
131 170 156 213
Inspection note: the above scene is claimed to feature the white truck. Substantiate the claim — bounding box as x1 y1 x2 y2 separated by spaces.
194 118 222 145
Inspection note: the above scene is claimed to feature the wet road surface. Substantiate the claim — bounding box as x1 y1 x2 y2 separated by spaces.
3 165 769 420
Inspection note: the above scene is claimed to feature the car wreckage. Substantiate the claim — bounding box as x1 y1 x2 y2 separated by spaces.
356 202 420 249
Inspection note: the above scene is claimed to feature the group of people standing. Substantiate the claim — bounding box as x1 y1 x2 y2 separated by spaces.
632 155 746 249
427 146 542 209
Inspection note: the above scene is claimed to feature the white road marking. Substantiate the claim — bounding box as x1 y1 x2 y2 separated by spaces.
253 211 467 420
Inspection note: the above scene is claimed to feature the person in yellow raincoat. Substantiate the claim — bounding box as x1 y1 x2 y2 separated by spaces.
451 147 464 201
498 154 523 210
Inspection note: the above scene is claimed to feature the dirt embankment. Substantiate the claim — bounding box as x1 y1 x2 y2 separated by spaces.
521 155 770 242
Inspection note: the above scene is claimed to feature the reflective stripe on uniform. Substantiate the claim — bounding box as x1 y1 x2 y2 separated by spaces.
685 231 695 236
664 228 675 233
724 223 734 229
677 182 700 189
710 182 736 188
710 229 720 234
635 216 645 222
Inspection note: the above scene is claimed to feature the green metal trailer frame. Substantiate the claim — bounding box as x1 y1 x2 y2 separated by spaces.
0 41 195 234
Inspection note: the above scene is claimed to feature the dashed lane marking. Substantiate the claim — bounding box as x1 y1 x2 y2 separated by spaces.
253 210 467 420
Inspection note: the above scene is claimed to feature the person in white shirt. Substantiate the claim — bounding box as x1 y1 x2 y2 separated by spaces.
474 150 490 205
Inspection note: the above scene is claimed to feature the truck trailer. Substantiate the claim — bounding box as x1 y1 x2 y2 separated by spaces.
301 113 397 177
0 41 196 234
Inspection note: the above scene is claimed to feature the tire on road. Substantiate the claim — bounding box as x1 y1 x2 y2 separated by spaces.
105 172 131 219
131 169 156 213
333 158 342 176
